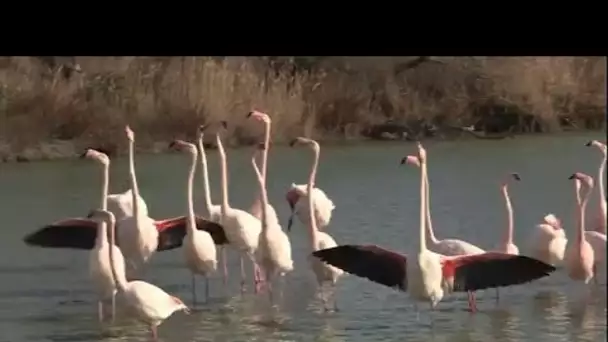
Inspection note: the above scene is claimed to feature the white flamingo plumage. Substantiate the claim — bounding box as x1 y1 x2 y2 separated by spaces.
169 139 217 305
584 140 607 281
251 143 294 303
83 148 127 324
528 213 568 267
290 137 343 311
89 209 189 341
564 172 595 284
286 184 335 232
106 189 149 222
495 173 521 255
246 110 280 227
211 122 263 292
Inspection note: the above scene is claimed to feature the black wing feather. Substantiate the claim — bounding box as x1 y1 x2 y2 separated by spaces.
453 254 556 292
157 216 227 251
23 220 97 250
312 245 408 291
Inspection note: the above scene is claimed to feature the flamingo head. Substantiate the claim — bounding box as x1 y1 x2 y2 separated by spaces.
415 141 427 163
501 172 521 187
247 110 271 123
125 125 134 142
400 155 420 167
86 208 116 224
169 139 196 154
196 124 206 140
542 213 563 231
285 188 300 232
586 140 607 154
81 148 110 165
569 172 594 189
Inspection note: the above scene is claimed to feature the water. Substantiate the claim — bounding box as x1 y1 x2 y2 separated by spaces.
1 133 606 342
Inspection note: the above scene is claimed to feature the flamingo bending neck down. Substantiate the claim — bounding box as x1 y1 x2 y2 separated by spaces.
251 143 294 304
290 137 343 311
564 172 595 285
88 209 189 341
246 110 280 227
83 148 127 324
311 142 556 314
170 139 217 305
210 122 263 293
196 125 228 286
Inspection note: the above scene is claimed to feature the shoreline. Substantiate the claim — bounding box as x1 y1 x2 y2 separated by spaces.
2 129 603 164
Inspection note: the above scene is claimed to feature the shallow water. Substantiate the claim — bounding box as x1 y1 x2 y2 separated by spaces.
1 132 606 342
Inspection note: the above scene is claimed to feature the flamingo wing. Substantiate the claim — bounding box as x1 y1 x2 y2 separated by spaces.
443 252 556 292
312 245 407 291
23 218 98 249
154 216 227 251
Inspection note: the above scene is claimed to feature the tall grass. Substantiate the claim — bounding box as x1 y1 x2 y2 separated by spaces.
0 56 604 160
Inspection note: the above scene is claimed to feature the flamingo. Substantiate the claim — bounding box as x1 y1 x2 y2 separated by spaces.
106 189 149 222
196 125 228 285
527 213 568 267
493 172 521 301
250 143 294 303
564 172 595 285
246 110 280 227
312 142 556 314
169 139 217 305
290 137 343 311
584 140 607 283
211 122 263 292
88 209 189 341
83 148 127 324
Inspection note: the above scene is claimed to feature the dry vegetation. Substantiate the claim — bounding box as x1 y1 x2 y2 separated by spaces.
0 56 605 161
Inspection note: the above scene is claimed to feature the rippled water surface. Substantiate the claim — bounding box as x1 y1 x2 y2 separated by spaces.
1 133 606 342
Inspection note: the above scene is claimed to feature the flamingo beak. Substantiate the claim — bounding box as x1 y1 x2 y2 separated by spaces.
512 173 521 181
246 111 254 118
585 141 592 147
400 157 408 165
287 213 294 232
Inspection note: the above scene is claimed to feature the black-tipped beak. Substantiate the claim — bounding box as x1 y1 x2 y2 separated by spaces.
86 210 95 218
199 124 207 133
585 141 592 147
220 121 228 129
512 173 521 181
568 174 576 180
79 150 88 159
289 139 297 147
168 141 177 149
246 111 254 118
287 215 294 232
257 142 266 151
400 157 407 165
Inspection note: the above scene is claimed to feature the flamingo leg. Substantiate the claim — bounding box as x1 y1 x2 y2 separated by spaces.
467 291 477 313
239 256 246 292
191 273 197 307
110 293 116 323
97 301 104 323
205 275 210 304
593 264 598 285
331 282 339 312
150 325 158 341
222 247 228 285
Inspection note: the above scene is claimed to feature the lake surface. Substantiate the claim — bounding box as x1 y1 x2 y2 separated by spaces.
0 133 606 342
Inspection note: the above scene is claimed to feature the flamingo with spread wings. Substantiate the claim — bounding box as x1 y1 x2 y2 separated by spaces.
312 142 556 313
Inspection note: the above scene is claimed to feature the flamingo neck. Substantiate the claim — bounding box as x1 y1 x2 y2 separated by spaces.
216 134 230 215
127 139 141 221
598 152 606 233
577 182 592 244
502 185 514 245
106 214 128 292
307 143 321 251
252 153 269 233
197 136 214 215
419 158 428 252
95 162 110 247
423 166 439 245
186 149 197 235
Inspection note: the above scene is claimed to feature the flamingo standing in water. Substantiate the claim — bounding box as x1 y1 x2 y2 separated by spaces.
196 125 228 285
83 148 127 324
493 172 521 300
290 137 343 311
211 122 263 292
584 140 607 282
251 143 294 303
88 209 189 341
564 172 595 285
169 139 217 305
312 142 556 314
246 110 280 226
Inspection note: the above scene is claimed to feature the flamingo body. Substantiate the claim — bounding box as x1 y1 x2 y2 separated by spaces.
107 189 149 221
221 209 261 255
528 215 568 267
116 214 159 272
309 231 343 285
564 241 594 283
120 280 189 327
287 184 335 229
431 240 485 256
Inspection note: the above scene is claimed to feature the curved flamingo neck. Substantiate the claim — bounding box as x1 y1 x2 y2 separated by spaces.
186 148 197 234
423 166 439 245
419 157 428 252
262 121 270 182
95 162 110 247
251 152 269 232
501 185 514 245
216 134 230 215
127 139 142 226
105 213 128 292
197 136 214 215
307 142 321 251
576 181 592 244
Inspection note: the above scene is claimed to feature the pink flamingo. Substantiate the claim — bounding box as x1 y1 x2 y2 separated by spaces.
585 140 607 234
564 172 595 284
